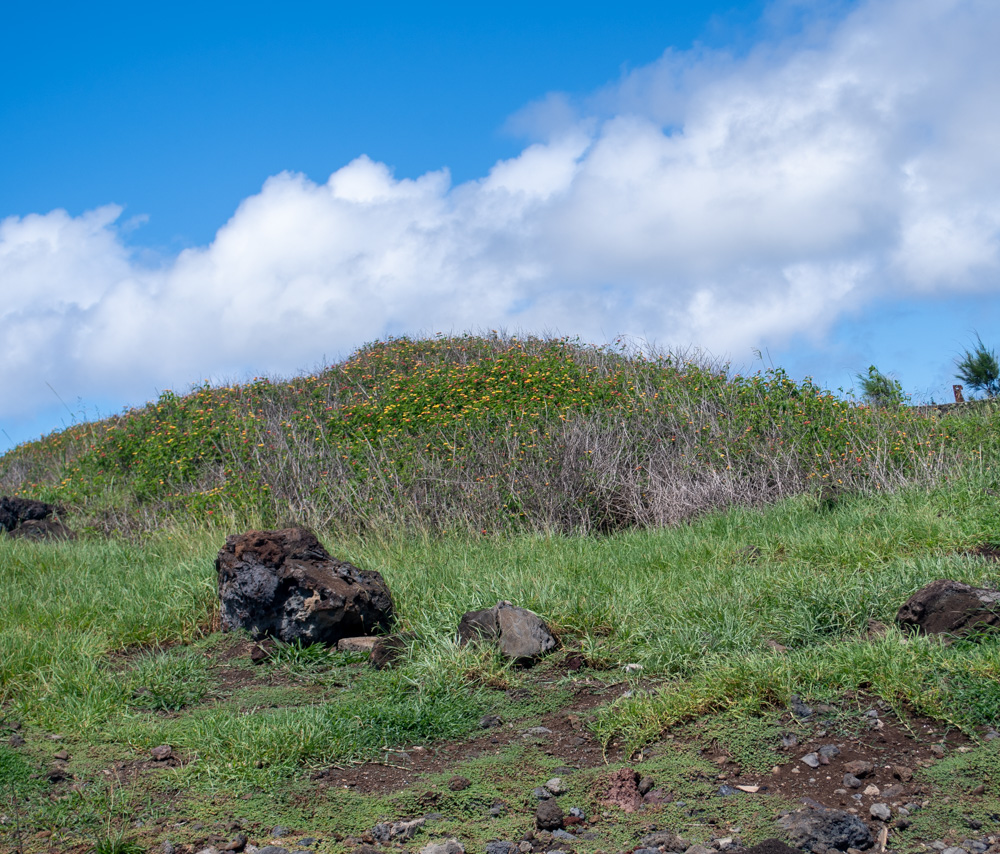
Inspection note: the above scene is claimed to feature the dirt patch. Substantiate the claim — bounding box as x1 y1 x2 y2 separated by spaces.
315 680 626 794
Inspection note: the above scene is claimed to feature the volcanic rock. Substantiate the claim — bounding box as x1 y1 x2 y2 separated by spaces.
457 600 556 662
777 801 873 851
216 527 393 644
896 579 1000 638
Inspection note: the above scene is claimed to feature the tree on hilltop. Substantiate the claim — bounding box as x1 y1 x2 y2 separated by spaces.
955 334 1000 398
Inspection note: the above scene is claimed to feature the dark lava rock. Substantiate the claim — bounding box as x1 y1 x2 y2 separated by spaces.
535 798 564 831
216 527 393 644
458 600 556 662
638 830 686 851
742 841 806 854
485 843 518 854
777 801 873 852
896 579 1000 638
0 496 59 531
7 518 76 541
0 496 74 540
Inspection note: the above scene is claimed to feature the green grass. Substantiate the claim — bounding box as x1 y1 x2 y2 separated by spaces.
3 334 1000 850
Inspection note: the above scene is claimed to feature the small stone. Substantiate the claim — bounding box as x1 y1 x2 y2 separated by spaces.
53 749 69 761
447 775 471 791
863 784 880 796
818 745 841 758
843 774 862 789
870 803 891 821
489 803 505 817
801 752 821 768
551 830 575 841
486 842 518 854
533 786 552 800
221 834 248 852
781 733 798 748
536 798 564 831
544 777 565 795
791 698 814 718
686 845 716 854
844 760 874 777
568 807 585 819
638 775 654 795
479 714 503 728
150 744 173 761
272 826 290 837
524 726 552 736
8 733 25 747
420 839 464 854
930 744 946 757
942 848 968 854
971 784 986 796
518 843 532 854
881 784 904 800
893 765 914 782
162 843 176 854
718 785 736 797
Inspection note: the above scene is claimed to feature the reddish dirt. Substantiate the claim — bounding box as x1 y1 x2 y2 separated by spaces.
313 679 628 794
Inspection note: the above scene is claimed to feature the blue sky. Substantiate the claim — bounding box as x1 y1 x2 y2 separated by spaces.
3 0 999 451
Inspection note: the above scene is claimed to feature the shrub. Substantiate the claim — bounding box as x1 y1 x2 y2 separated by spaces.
955 334 1000 398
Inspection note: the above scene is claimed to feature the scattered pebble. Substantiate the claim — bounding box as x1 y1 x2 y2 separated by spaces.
870 803 891 821
800 752 821 768
544 777 565 795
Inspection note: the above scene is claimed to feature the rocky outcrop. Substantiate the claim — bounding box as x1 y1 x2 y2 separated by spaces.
216 527 394 644
777 801 872 851
896 579 1000 638
0 496 74 540
457 600 557 663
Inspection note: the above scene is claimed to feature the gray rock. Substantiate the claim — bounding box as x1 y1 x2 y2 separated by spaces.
420 840 464 854
216 527 394 645
535 798 564 831
373 818 426 843
551 830 576 841
897 579 1000 638
843 774 862 789
533 786 553 800
801 752 821 768
870 803 891 821
941 849 968 854
685 846 715 854
257 848 290 854
486 842 518 854
790 697 814 718
634 848 661 854
457 601 557 662
777 802 873 852
568 807 585 819
818 745 841 759
639 830 686 851
162 843 176 854
544 777 565 795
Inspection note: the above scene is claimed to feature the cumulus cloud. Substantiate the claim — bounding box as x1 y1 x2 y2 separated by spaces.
3 0 1000 424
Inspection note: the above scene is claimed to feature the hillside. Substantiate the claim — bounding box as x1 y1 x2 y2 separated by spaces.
3 335 1000 854
0 334 982 537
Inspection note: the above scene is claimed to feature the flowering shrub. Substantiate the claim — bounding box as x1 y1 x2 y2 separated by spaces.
0 334 968 535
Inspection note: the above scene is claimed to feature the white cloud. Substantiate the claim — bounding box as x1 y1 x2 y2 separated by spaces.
3 0 1000 424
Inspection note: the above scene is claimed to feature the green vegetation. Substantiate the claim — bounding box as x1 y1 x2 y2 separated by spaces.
2 334 1000 851
956 334 1000 398
0 334 963 537
855 364 907 408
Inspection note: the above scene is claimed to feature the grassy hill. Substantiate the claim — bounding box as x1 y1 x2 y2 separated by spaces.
0 333 984 537
3 335 1000 853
